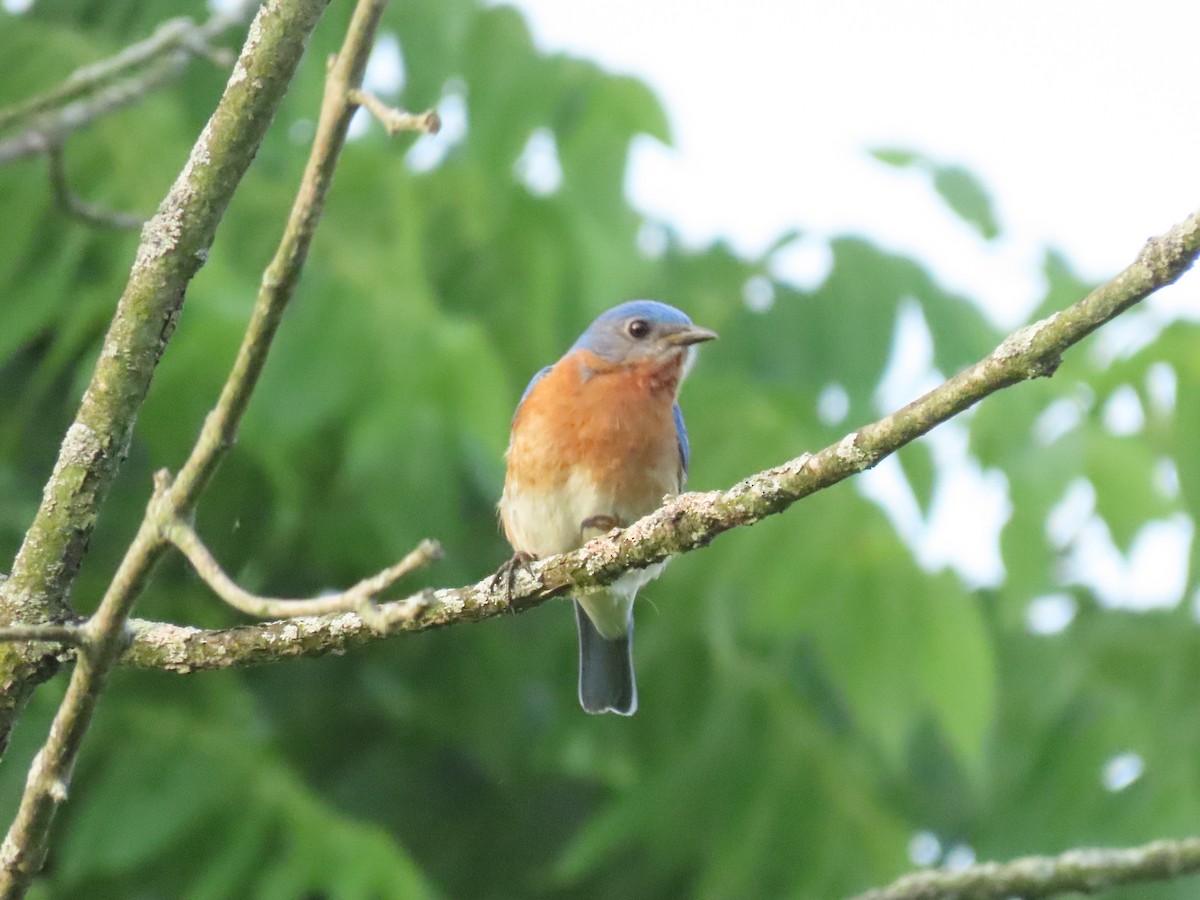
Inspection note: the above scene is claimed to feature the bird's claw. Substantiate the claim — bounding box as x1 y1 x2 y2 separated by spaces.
491 551 536 612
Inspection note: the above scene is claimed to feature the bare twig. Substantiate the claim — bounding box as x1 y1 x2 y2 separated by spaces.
46 144 144 230
166 516 441 630
0 15 233 135
0 55 183 165
0 626 87 649
0 0 337 890
0 10 245 165
347 88 441 135
851 836 1200 900
117 206 1200 673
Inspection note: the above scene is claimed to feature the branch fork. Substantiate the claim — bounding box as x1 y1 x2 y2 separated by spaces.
347 88 441 135
0 9 250 167
163 513 441 632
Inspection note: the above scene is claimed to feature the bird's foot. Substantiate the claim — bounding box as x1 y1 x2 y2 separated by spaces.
490 551 537 612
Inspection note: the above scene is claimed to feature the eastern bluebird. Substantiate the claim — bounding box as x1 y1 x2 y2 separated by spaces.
498 300 717 715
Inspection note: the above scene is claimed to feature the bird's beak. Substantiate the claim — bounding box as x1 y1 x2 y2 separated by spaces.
662 324 719 347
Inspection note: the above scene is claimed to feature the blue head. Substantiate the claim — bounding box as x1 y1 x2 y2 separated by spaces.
571 300 717 364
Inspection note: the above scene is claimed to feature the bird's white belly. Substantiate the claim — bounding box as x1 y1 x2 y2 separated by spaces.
503 470 629 555
501 470 671 590
501 470 671 638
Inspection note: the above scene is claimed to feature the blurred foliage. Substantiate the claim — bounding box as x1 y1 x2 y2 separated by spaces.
871 147 1001 240
1 1 1198 898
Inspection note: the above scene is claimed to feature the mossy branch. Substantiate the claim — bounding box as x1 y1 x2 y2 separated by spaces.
851 836 1200 900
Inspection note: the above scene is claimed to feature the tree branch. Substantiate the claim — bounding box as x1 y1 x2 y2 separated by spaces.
347 87 441 135
851 836 1200 900
0 10 244 164
0 626 87 649
166 514 440 628
0 0 339 890
45 144 144 230
117 205 1200 672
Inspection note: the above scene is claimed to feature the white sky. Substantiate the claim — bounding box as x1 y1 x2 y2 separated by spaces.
508 0 1200 327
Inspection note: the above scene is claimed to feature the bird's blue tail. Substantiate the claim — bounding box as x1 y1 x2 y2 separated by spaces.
575 601 637 715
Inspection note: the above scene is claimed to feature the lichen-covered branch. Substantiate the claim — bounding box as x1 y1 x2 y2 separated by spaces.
167 515 440 627
116 205 1200 672
0 0 435 891
851 836 1200 900
0 0 336 892
0 10 244 164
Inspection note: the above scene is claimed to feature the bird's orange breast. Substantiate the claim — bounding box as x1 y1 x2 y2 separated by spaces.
504 349 684 526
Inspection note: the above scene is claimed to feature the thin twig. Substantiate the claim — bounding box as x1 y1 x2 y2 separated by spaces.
46 144 144 230
851 836 1200 900
117 204 1200 673
0 16 225 133
166 516 441 631
0 54 187 165
0 0 337 891
0 10 245 165
0 626 88 649
347 88 441 135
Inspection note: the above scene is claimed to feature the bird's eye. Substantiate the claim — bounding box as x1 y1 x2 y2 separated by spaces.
626 318 651 339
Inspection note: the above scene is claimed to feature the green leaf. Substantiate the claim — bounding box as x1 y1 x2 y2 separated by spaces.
53 690 432 899
869 147 921 168
868 147 1000 239
931 165 1000 240
1085 432 1177 551
900 439 937 517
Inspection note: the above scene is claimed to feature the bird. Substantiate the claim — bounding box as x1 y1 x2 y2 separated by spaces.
498 300 717 715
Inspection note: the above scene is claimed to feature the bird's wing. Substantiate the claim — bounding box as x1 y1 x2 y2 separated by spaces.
673 402 689 490
514 365 553 420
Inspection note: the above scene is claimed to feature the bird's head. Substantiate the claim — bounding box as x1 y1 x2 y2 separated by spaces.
571 300 717 373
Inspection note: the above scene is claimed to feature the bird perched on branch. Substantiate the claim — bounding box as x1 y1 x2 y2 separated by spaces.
499 301 717 715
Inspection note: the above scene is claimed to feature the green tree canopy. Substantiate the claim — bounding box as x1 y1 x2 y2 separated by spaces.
1 1 1198 897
